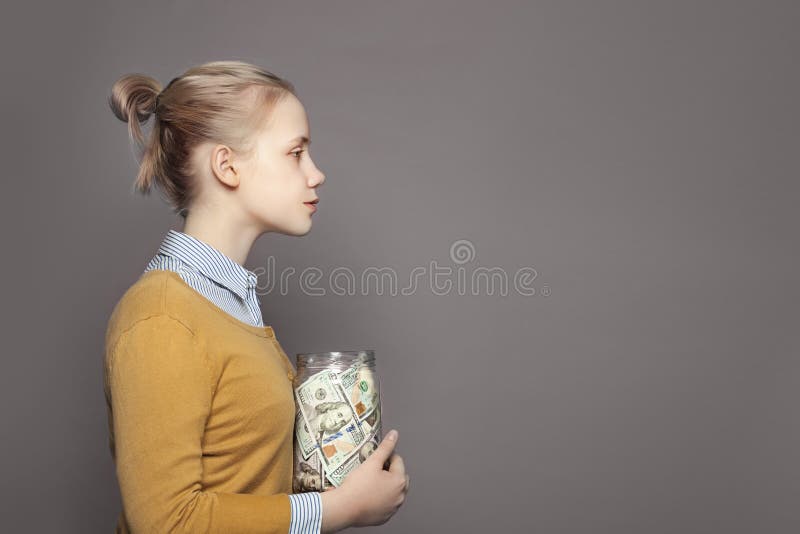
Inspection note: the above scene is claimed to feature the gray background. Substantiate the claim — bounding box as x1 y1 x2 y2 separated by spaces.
1 1 798 532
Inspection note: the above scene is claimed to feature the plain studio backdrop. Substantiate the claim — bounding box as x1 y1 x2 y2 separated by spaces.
1 1 798 532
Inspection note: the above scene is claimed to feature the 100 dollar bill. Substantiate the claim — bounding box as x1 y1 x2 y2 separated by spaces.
318 419 365 470
295 369 366 471
294 409 318 459
338 365 380 421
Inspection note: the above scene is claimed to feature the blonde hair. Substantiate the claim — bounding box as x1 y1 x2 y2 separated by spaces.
108 60 296 217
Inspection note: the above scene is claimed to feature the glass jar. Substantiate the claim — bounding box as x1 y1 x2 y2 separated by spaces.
292 350 382 492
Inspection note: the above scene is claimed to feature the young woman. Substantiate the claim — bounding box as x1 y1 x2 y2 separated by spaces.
104 60 409 534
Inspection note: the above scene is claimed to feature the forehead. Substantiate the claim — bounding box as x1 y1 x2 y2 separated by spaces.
265 93 309 142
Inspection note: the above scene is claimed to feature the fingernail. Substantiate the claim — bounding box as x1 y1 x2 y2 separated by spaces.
387 430 398 441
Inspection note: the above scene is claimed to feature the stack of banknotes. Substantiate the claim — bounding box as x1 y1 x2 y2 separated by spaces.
292 360 382 492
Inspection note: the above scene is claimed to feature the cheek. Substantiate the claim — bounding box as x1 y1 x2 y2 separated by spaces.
240 177 291 212
242 157 289 194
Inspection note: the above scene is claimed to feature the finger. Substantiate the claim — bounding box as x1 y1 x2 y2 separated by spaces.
388 453 406 476
367 429 399 467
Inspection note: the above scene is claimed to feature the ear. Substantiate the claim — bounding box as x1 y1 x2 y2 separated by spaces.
210 144 240 188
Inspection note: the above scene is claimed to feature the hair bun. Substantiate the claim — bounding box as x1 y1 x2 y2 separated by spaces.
108 74 161 130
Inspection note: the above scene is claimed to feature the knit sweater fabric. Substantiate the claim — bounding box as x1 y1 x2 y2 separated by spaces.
104 268 300 533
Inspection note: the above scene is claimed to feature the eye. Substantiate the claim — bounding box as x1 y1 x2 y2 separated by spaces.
291 150 305 160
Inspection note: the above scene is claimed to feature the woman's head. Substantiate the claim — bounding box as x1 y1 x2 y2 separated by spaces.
109 60 325 235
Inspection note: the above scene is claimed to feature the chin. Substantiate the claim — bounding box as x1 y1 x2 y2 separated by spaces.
278 221 313 237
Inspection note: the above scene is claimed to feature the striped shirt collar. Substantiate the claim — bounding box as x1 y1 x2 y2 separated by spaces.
156 229 258 301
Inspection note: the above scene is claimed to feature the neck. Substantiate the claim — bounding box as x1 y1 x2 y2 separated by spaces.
180 205 261 266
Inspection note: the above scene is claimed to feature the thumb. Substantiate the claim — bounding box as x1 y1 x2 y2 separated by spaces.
366 429 398 467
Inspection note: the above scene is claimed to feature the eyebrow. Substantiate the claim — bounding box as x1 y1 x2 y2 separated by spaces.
287 135 311 147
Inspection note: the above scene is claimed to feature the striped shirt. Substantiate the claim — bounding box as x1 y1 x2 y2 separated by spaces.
143 229 323 534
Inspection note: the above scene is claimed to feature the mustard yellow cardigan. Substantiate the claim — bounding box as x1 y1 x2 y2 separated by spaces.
104 269 298 533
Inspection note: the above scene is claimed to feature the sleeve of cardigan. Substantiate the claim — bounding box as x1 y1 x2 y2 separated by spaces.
107 314 292 534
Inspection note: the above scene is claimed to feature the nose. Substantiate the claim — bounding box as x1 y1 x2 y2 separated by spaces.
309 167 325 188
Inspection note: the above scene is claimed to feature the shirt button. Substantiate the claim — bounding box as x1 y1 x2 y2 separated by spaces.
287 371 295 381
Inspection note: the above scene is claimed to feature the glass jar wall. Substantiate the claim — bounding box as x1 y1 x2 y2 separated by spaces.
292 350 382 492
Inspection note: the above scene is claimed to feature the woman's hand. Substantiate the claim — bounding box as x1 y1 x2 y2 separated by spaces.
320 429 409 533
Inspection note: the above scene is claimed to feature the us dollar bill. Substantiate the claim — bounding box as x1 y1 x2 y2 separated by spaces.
295 369 366 471
357 396 381 439
338 364 380 422
294 409 318 460
295 369 350 437
292 440 323 493
318 418 366 471
325 452 361 487
326 433 381 487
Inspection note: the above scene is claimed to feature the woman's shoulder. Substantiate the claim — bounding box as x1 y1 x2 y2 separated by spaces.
104 269 199 351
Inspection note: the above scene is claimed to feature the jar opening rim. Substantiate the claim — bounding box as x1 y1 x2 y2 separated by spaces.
296 349 375 359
